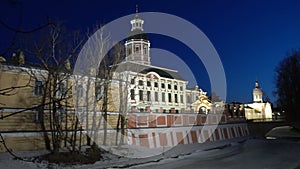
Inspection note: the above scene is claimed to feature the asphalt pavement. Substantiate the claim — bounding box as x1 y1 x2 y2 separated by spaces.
128 138 300 169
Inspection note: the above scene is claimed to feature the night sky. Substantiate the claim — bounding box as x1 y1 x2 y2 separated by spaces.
1 0 300 104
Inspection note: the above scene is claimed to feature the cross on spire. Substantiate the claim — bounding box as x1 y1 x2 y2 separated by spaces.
135 4 140 18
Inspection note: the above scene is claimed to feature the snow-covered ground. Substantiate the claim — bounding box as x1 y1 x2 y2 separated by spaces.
1 137 299 169
128 139 300 169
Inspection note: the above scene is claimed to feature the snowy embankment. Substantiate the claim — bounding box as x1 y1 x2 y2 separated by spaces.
0 137 248 169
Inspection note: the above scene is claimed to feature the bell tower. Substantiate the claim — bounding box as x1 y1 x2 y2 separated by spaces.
253 81 263 103
125 5 151 65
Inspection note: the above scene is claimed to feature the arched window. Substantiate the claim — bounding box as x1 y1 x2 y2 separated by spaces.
199 106 206 114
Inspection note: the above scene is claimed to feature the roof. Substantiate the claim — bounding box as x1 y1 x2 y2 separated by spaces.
112 61 186 81
253 87 263 93
127 29 148 40
0 57 72 74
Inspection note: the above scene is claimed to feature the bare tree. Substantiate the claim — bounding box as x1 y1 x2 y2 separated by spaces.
74 24 115 148
22 22 84 153
274 49 300 122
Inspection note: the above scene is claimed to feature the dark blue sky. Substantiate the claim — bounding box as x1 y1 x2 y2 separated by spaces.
1 0 300 104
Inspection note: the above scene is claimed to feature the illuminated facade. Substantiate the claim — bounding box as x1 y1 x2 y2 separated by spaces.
113 8 209 113
244 81 273 120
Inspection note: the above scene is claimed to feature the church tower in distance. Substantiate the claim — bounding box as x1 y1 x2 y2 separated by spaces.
253 81 263 103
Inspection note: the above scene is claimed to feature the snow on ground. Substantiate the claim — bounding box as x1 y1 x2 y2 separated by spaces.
128 138 300 169
4 137 298 169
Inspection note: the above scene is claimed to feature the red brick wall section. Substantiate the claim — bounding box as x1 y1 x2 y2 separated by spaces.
167 115 173 127
231 128 236 138
126 113 249 149
159 133 168 146
128 114 137 128
186 131 190 144
183 115 189 126
203 130 209 142
170 132 174 146
176 132 184 144
152 132 157 148
221 115 226 124
196 115 201 125
223 128 228 139
132 134 136 145
191 131 198 143
137 116 148 126
157 116 166 126
211 116 216 124
139 134 149 148
174 116 182 125
189 116 196 125
215 129 220 140
128 114 231 128
201 116 207 124
148 115 157 127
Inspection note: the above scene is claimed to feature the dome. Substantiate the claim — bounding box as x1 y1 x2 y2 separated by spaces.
127 29 148 40
253 87 262 93
253 81 263 94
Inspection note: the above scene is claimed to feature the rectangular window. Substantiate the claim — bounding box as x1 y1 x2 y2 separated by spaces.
154 82 158 87
131 78 135 84
95 86 103 100
180 95 184 103
139 80 143 86
168 93 172 102
161 83 165 89
155 92 158 101
147 81 151 87
135 45 140 53
162 92 165 102
175 94 178 103
147 91 151 101
130 89 135 100
174 85 178 90
57 107 65 122
77 84 84 98
168 84 171 89
139 90 143 101
187 95 191 104
34 108 43 123
57 82 66 97
144 46 147 55
34 80 43 96
180 86 183 91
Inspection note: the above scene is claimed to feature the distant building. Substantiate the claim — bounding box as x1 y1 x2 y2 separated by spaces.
244 81 273 120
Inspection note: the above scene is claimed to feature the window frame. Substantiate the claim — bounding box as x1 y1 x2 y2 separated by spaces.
34 79 44 96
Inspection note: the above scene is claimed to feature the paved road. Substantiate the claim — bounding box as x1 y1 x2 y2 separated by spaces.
129 139 300 169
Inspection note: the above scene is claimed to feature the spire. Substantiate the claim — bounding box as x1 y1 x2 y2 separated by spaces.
135 4 141 19
130 5 144 31
255 80 259 88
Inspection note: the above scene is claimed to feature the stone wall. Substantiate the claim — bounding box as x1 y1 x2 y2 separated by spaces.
126 113 249 148
0 111 249 152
